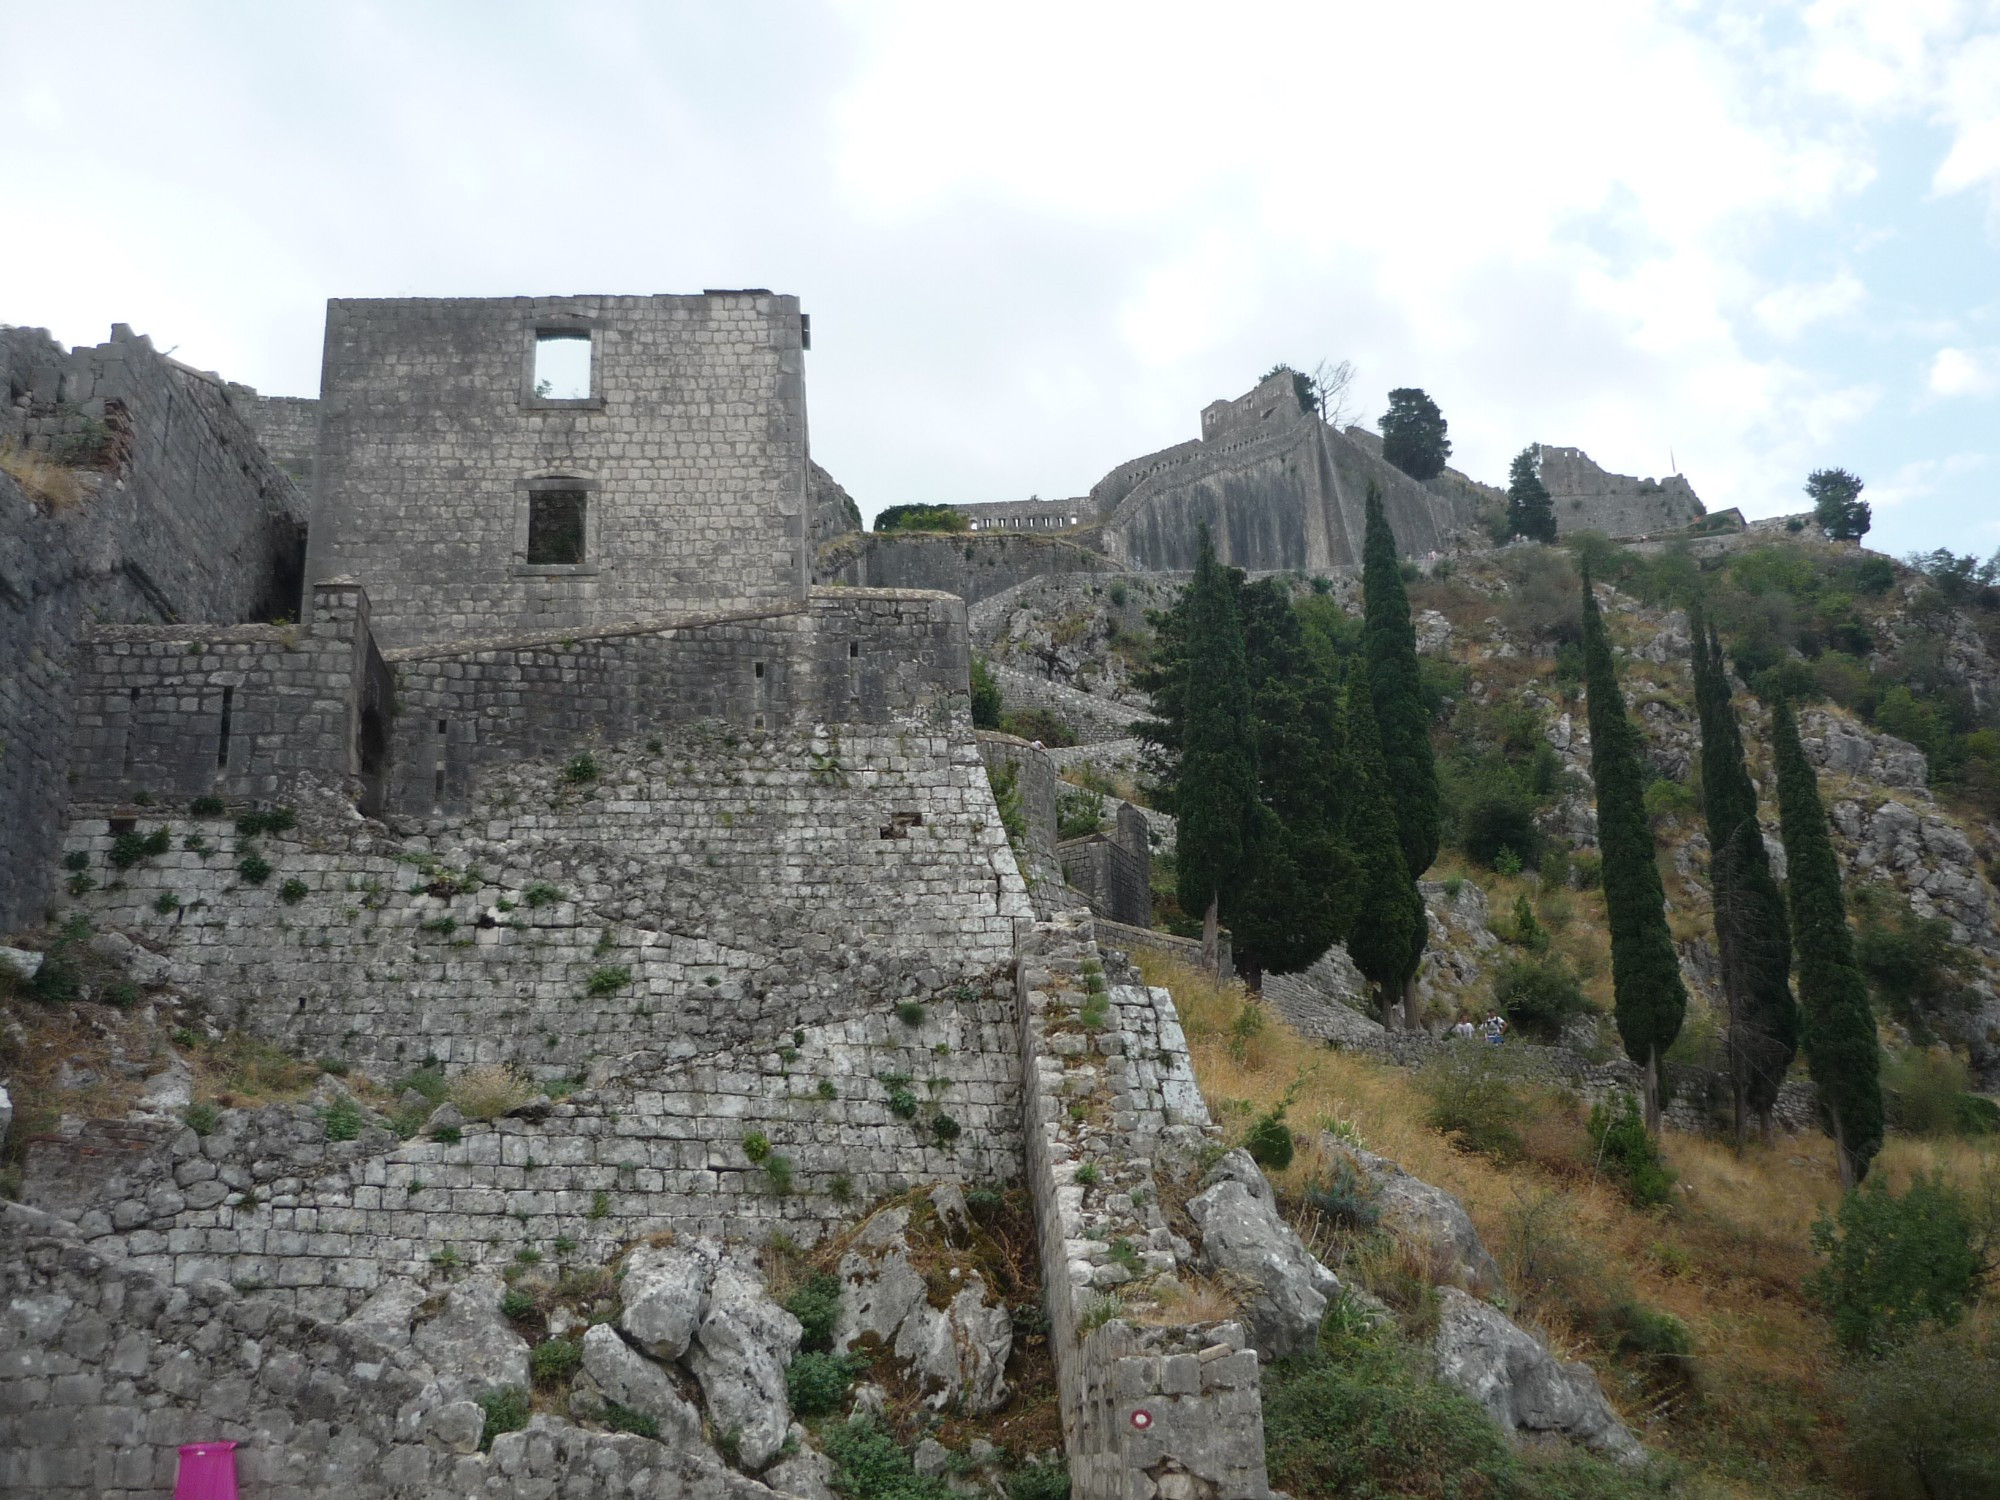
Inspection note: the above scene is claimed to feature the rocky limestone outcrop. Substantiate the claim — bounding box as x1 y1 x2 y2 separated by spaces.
1184 1150 1341 1360
576 1322 706 1447
687 1262 804 1470
830 1200 1013 1415
1433 1288 1645 1466
1338 1143 1503 1294
409 1273 532 1403
621 1239 723 1360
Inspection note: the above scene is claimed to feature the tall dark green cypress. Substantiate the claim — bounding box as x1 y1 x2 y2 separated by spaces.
1361 481 1440 881
1689 605 1797 1144
1341 660 1426 1026
1505 447 1558 543
1175 525 1264 967
1771 696 1883 1187
1582 571 1686 1130
1228 579 1350 984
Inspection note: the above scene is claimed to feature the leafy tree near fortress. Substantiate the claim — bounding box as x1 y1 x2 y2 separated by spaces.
1582 570 1686 1131
1362 482 1440 882
872 503 965 534
1173 525 1267 967
1773 694 1884 1187
1690 604 1797 1146
1504 447 1557 544
1807 467 1870 542
1342 660 1426 1025
1380 388 1452 481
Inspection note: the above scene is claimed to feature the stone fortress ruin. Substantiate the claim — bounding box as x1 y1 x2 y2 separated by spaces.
0 295 1710 1497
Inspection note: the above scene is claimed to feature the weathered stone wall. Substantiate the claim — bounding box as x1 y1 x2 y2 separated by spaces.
229 388 318 492
1013 917 1269 1500
382 588 970 816
306 293 811 651
1059 804 1151 929
0 1200 794 1499
808 460 861 545
1536 444 1703 538
66 581 380 809
816 531 1124 607
953 496 1092 531
0 325 307 935
1099 413 1470 575
59 706 1028 1081
990 663 1148 744
25 975 1023 1319
978 731 1068 901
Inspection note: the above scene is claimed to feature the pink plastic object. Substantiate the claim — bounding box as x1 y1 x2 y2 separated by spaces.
174 1442 240 1500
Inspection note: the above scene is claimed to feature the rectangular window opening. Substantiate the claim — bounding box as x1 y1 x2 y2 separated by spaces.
533 331 592 400
216 685 234 769
754 661 765 680
848 642 860 659
528 491 587 565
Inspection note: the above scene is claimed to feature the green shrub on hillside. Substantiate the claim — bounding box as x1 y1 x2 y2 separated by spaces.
1588 1094 1676 1208
1420 1044 1528 1160
821 1417 953 1500
1493 955 1589 1042
1809 1171 1985 1353
1839 1329 2000 1500
1882 1049 1999 1137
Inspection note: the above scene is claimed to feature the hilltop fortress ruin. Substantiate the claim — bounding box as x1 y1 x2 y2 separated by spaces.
0 296 1709 1497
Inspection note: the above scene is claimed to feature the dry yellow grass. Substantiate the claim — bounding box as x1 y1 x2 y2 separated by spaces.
0 441 87 509
1136 948 1998 1497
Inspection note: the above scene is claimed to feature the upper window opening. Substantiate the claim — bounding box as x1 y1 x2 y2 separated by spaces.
528 490 587 565
533 331 592 401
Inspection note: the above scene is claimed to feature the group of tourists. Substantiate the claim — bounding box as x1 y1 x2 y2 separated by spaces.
1451 1011 1509 1046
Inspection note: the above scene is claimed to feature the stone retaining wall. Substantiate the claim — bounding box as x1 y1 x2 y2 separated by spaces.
59 711 1029 1078
1013 917 1269 1500
24 982 1023 1322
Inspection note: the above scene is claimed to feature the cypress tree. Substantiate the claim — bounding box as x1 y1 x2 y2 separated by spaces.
1362 481 1440 882
1175 525 1265 968
1505 447 1558 544
1342 661 1426 1027
1228 579 1350 985
1582 571 1686 1130
1772 696 1884 1187
1688 605 1797 1145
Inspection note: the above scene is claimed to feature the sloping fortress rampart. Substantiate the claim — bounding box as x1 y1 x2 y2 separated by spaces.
1 295 1279 1500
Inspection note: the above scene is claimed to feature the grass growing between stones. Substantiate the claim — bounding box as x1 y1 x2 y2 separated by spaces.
1136 950 2000 1499
767 1183 1066 1466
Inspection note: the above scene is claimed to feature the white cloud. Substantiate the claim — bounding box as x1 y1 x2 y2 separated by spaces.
1754 271 1866 339
1928 346 1999 396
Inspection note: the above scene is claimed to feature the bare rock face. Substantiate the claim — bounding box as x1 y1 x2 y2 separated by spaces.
340 1277 427 1350
410 1273 531 1403
832 1203 1014 1414
1432 1288 1643 1466
1801 708 1929 790
621 1239 722 1360
687 1262 803 1470
1185 1149 1341 1360
1340 1144 1504 1294
577 1322 704 1447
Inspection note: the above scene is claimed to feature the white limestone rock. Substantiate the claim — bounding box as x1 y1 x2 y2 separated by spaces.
340 1278 427 1350
579 1322 703 1446
1433 1287 1644 1466
1185 1149 1341 1360
410 1273 530 1403
620 1239 722 1360
1339 1143 1503 1293
687 1262 803 1470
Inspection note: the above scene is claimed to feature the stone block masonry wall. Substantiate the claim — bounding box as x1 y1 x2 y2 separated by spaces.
307 293 811 652
1537 445 1704 539
1014 917 1270 1500
1 325 307 934
0 1200 794 1499
991 663 1147 744
24 982 1022 1320
385 588 967 816
66 581 378 807
815 531 1124 609
61 713 1029 1079
228 387 318 491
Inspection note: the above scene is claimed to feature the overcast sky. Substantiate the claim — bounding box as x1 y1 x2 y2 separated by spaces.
3 1 1997 556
